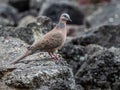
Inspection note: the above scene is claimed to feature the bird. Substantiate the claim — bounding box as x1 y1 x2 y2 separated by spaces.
11 13 72 64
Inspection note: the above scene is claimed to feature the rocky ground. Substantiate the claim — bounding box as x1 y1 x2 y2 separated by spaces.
0 0 120 90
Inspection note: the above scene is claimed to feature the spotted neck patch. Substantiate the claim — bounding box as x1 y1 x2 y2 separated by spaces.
57 22 65 29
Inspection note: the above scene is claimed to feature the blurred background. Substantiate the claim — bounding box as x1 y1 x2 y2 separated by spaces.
0 0 114 27
0 0 119 37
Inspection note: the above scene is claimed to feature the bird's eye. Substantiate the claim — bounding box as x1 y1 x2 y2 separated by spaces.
63 15 67 18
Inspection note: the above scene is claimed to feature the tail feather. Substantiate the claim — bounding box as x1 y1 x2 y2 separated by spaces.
11 50 32 64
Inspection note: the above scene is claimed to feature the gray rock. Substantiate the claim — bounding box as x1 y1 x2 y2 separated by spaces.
5 60 75 90
18 15 36 28
75 44 105 77
86 0 120 27
0 36 75 90
14 27 34 44
60 41 104 75
0 17 14 26
85 44 105 55
0 37 28 63
0 4 19 26
0 25 34 44
112 82 120 90
60 43 86 62
0 26 15 39
59 43 86 74
75 47 120 90
71 24 120 48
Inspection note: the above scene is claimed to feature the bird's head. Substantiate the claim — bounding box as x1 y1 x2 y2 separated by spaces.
60 13 72 22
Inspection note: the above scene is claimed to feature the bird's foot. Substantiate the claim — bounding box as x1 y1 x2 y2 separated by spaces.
53 54 61 61
48 53 63 64
48 52 54 58
48 52 61 61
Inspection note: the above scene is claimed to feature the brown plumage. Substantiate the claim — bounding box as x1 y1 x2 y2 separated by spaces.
12 13 71 64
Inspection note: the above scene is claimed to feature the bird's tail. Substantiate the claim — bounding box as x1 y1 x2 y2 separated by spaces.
11 49 32 64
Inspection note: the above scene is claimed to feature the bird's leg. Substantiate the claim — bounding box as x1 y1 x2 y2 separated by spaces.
48 52 60 60
52 53 60 60
48 52 54 58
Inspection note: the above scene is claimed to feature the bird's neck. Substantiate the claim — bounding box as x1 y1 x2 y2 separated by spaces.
57 21 66 29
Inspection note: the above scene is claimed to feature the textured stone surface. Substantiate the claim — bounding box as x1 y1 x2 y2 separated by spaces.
75 47 120 90
59 43 86 74
5 60 75 90
0 36 75 90
71 25 120 48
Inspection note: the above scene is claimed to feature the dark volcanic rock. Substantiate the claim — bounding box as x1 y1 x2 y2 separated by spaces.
59 41 86 74
0 26 34 44
75 44 105 76
0 4 19 25
60 43 104 75
39 1 85 25
14 27 34 44
71 25 120 48
60 44 86 62
8 0 30 12
0 26 15 37
75 47 120 90
112 82 120 90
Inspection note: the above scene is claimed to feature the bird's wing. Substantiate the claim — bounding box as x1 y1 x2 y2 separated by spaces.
31 30 65 51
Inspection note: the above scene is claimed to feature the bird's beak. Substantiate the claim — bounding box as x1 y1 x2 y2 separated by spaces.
68 17 72 22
